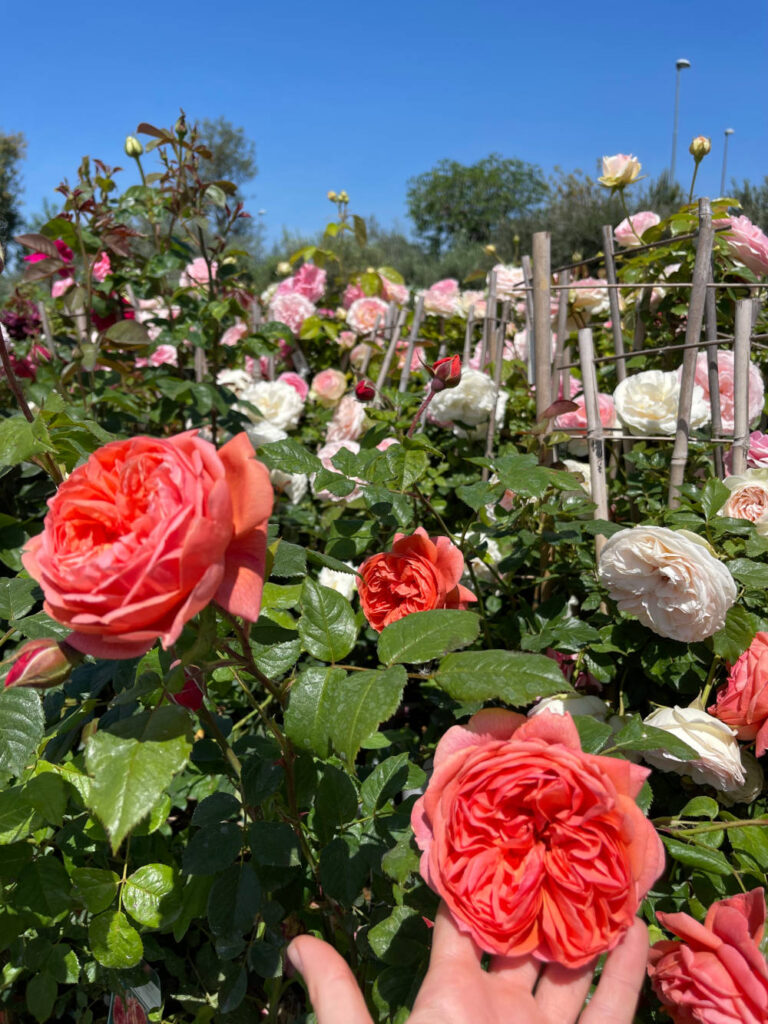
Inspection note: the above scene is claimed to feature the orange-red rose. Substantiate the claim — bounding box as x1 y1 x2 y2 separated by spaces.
356 527 476 632
648 888 768 1024
709 631 768 755
22 431 273 659
411 709 664 967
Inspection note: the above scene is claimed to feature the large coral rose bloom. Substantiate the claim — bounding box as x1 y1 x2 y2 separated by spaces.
411 709 664 967
23 431 273 659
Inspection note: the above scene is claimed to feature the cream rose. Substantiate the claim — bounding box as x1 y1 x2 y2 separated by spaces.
720 469 768 523
598 154 641 188
642 706 747 793
239 380 304 431
429 368 506 433
317 564 358 601
613 369 710 436
598 526 736 642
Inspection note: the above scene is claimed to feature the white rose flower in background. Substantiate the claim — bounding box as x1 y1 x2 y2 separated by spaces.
246 421 288 448
270 464 308 504
613 369 710 436
642 706 746 793
561 459 592 494
240 380 304 431
216 368 255 398
317 565 358 601
569 277 611 318
598 153 642 189
465 535 502 583
718 749 764 806
598 525 736 642
720 469 768 523
529 694 616 723
429 368 504 432
491 264 526 301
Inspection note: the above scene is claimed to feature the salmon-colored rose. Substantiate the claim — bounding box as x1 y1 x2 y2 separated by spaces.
648 888 768 1024
22 432 273 659
709 631 768 755
357 527 476 632
411 709 664 967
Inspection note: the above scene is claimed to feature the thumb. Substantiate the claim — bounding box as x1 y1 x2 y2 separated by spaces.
287 935 372 1024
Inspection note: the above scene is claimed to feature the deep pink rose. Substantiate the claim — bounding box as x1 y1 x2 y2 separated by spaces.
342 283 365 309
709 631 768 754
648 888 768 1024
614 211 660 248
277 263 326 303
277 371 309 401
24 239 74 277
723 215 768 277
725 431 768 475
92 251 112 282
180 257 217 287
220 321 249 347
134 344 178 369
51 276 74 299
687 351 765 434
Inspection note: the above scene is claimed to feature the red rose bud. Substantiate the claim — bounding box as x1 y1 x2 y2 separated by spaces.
3 638 81 689
355 379 376 402
169 666 205 712
430 354 462 392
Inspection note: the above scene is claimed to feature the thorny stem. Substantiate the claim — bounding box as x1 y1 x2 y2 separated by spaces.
656 817 768 836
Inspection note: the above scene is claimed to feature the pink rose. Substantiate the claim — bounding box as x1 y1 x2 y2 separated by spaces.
460 289 487 318
180 257 217 288
276 263 327 303
134 345 178 369
342 283 365 309
723 215 768 277
277 371 309 401
338 330 357 350
51 276 74 299
220 321 250 347
648 888 768 1024
309 368 347 407
380 277 409 305
555 392 617 431
491 264 525 301
614 211 660 248
687 350 765 434
569 277 610 316
709 631 768 754
24 239 73 277
268 292 316 336
346 296 389 335
422 278 461 317
91 251 112 282
349 343 373 370
326 393 367 443
725 431 768 475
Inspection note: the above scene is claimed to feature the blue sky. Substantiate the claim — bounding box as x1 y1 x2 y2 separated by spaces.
5 0 767 247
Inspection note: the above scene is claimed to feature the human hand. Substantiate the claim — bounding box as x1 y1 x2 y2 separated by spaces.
287 903 649 1024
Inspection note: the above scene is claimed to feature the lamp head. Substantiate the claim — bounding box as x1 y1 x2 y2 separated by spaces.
724 128 734 136
676 58 691 70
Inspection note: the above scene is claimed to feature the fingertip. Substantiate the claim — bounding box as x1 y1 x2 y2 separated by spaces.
430 902 483 967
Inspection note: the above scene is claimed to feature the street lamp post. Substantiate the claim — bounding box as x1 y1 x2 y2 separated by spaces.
720 129 734 196
670 58 691 183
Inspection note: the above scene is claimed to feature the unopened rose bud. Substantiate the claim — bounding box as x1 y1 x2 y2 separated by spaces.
277 261 292 275
170 674 205 711
124 135 144 158
174 115 187 140
484 244 497 254
3 639 81 690
689 135 711 161
338 190 349 203
430 354 462 392
355 379 376 402
327 190 338 202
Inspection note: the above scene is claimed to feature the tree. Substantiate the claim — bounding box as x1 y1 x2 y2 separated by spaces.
196 117 261 247
731 176 768 232
406 154 548 255
0 131 26 256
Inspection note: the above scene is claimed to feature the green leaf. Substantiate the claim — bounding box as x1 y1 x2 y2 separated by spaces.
315 765 358 841
71 867 120 915
712 605 756 662
678 796 719 820
248 821 301 867
88 910 143 968
701 478 730 519
270 540 308 578
26 972 57 1023
360 753 410 816
382 446 429 491
434 650 572 706
728 823 768 870
573 716 613 754
15 857 72 919
726 558 768 589
378 610 480 666
284 666 347 758
0 577 38 620
0 786 39 842
0 415 54 468
608 716 698 759
25 773 67 826
85 708 192 853
182 822 243 875
258 439 322 474
48 944 79 984
661 836 732 876
318 836 371 904
207 864 261 937
191 792 241 828
298 578 357 662
8 611 71 640
0 688 44 775
381 836 419 884
330 666 407 764
103 319 152 347
368 906 430 966
123 863 182 928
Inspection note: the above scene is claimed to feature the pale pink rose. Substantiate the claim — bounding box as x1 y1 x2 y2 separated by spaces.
492 264 525 301
381 277 409 305
613 211 660 248
338 330 357 350
313 439 364 502
276 263 327 302
350 343 373 369
555 393 617 432
395 341 426 372
342 283 365 309
277 371 309 401
723 215 768 277
135 298 180 324
91 251 112 282
570 277 610 316
721 473 768 522
598 154 641 188
422 279 461 317
725 431 768 475
268 292 316 335
317 307 335 317
326 393 367 443
134 345 178 369
687 350 765 434
310 368 347 407
180 257 217 288
51 276 74 299
347 296 389 335
460 290 487 318
220 321 249 347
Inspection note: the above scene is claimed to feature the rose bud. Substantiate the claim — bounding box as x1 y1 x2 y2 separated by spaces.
430 354 462 392
3 638 82 690
689 135 711 160
124 135 144 158
169 675 205 712
327 190 338 202
355 379 376 402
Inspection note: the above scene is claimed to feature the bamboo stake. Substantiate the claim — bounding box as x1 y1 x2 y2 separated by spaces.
730 299 753 476
668 199 716 508
578 327 610 559
532 232 552 428
357 315 381 378
483 309 508 472
398 297 424 392
601 225 627 381
553 269 570 399
705 273 724 478
521 256 534 384
478 272 497 370
462 308 475 364
374 307 407 400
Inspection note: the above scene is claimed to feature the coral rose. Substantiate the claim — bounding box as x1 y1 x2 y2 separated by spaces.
411 709 664 967
22 432 273 659
357 527 476 632
710 631 768 755
648 888 768 1024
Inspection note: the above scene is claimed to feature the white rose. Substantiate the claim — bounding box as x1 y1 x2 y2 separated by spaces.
270 467 308 504
246 422 288 448
429 369 506 435
317 565 358 601
561 459 592 494
216 368 255 398
642 706 746 793
240 380 304 431
613 369 710 436
598 525 736 642
491 263 526 301
529 694 614 721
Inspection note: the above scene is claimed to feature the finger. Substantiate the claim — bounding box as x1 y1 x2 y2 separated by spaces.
287 935 372 1024
580 919 649 1024
533 958 595 1024
428 902 484 972
487 951 541 993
